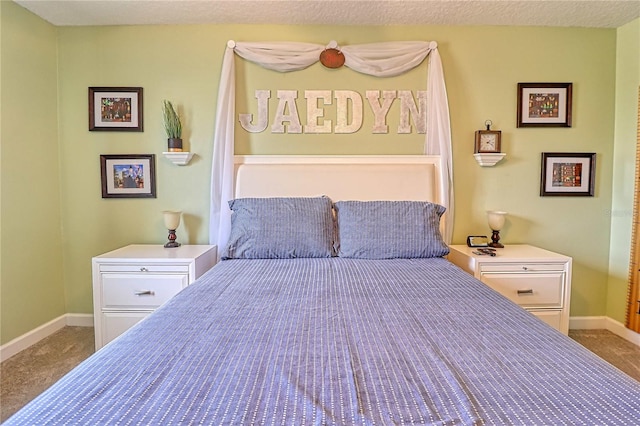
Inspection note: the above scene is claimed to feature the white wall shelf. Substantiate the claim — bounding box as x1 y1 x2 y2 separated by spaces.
474 153 506 167
163 152 195 166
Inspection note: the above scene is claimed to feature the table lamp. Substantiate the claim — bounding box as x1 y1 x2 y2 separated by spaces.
163 210 182 248
487 210 507 248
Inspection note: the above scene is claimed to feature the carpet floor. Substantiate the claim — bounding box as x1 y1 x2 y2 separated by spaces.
568 328 640 381
1 327 95 422
1 327 638 422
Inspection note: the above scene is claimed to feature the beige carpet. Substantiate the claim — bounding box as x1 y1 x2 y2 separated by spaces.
568 329 640 381
1 327 638 422
1 327 95 422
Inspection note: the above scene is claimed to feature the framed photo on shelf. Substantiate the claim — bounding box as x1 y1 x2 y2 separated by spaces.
100 154 156 198
540 152 595 197
89 87 143 131
517 83 572 128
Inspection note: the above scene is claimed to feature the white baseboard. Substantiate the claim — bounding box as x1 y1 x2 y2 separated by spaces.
604 317 640 346
65 313 95 327
570 315 640 347
0 313 93 363
569 315 608 330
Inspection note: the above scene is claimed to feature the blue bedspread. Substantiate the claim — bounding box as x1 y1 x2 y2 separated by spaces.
6 258 640 425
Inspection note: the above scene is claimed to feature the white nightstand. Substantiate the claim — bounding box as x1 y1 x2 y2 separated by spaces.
92 244 217 350
447 244 572 334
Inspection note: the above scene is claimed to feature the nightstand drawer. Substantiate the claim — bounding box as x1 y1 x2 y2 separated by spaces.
480 263 565 273
480 272 564 308
530 310 562 330
102 312 149 343
102 273 188 309
99 264 190 273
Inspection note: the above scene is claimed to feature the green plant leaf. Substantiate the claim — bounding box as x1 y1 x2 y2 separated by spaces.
162 99 182 138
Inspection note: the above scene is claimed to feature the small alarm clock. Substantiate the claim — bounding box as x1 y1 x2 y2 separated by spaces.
467 235 489 247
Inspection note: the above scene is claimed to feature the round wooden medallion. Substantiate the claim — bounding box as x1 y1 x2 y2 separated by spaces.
319 48 345 69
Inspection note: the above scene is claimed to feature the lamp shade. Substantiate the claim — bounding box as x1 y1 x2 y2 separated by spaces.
163 211 181 230
487 210 507 231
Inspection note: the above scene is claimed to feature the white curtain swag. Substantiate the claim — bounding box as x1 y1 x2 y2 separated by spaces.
210 40 454 252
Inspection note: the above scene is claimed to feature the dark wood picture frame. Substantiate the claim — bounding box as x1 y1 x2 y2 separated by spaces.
100 154 156 198
89 87 143 131
517 83 572 128
540 152 595 196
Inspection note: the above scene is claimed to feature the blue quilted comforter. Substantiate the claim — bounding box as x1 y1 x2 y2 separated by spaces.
6 258 640 425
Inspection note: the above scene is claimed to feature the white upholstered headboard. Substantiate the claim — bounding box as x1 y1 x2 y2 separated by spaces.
234 155 446 230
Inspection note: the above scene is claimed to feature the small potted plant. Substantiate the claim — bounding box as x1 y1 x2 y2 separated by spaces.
162 100 183 152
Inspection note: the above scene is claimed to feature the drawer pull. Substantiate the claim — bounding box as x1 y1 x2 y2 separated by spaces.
134 290 155 296
517 289 534 295
140 267 149 272
522 266 528 271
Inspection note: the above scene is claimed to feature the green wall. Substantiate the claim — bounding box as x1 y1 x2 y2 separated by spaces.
608 18 640 323
57 24 618 317
2 1 638 344
1 1 65 343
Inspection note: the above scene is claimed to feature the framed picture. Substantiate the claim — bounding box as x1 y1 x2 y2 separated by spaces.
89 87 143 131
517 83 572 128
540 152 595 197
100 154 156 198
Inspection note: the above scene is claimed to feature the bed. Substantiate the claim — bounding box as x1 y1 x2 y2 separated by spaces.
6 156 639 425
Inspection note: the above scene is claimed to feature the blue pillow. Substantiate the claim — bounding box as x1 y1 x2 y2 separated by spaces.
222 196 336 259
334 200 449 259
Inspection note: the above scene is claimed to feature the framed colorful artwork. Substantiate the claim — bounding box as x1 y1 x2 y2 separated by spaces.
517 83 572 127
100 154 156 198
540 152 595 196
89 87 143 131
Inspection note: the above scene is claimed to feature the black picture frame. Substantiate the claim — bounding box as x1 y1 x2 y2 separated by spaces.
100 154 156 198
517 83 572 128
540 152 595 196
89 87 143 131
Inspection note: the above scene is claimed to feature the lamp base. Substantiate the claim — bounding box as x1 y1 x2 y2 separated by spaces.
488 230 504 248
164 229 181 248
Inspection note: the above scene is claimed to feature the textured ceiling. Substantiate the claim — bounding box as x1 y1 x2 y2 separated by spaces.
14 0 640 28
